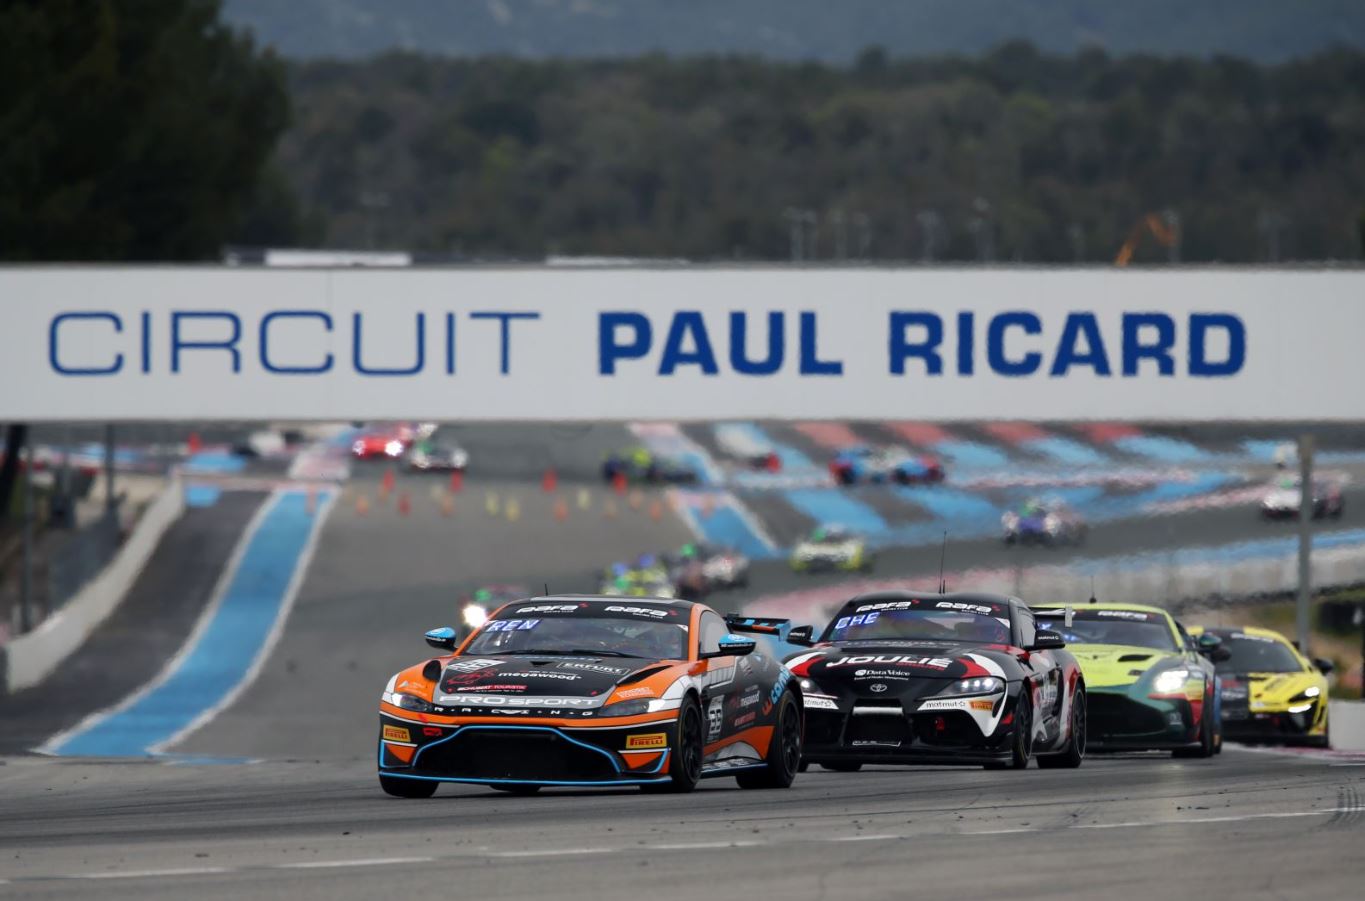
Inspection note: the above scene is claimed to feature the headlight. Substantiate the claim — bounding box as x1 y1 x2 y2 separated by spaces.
462 604 488 628
1290 686 1321 702
602 698 652 717
385 439 405 457
941 677 1004 697
799 678 816 691
1001 512 1018 528
1152 669 1191 694
1044 515 1062 533
384 691 435 713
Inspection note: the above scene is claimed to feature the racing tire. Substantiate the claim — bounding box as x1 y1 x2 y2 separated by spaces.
645 697 704 793
491 784 542 795
1173 688 1217 759
818 761 863 773
1037 687 1086 769
737 690 802 789
379 775 438 799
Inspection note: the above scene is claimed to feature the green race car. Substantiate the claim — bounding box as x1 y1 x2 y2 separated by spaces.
789 524 872 573
1031 602 1225 757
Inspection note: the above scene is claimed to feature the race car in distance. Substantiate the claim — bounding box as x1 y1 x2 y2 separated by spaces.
351 422 437 460
786 591 1086 769
1002 497 1087 546
1190 625 1333 747
601 446 700 485
406 439 469 472
664 543 751 594
377 597 803 795
789 524 872 573
1260 477 1344 520
1031 603 1223 757
599 558 678 600
829 445 944 485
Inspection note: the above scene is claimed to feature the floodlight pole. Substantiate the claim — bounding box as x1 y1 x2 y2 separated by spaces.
1295 434 1314 652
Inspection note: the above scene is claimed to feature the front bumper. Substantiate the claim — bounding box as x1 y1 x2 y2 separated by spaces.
791 554 863 572
1086 689 1200 751
800 704 1013 766
1220 700 1327 744
377 714 675 787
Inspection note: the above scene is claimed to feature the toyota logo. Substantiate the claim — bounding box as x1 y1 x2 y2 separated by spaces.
869 683 888 693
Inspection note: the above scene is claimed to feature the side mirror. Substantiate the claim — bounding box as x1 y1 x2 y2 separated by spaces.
1027 628 1066 651
788 624 815 646
1313 657 1335 675
1196 633 1231 663
425 626 459 652
705 634 757 658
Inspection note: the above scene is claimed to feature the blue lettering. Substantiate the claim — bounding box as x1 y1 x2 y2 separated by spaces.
50 312 123 376
1122 313 1175 376
599 312 652 374
799 311 842 375
1188 314 1245 377
987 312 1042 376
470 311 540 376
140 311 151 373
888 312 943 375
352 312 425 376
729 311 783 375
259 311 333 374
172 311 241 374
445 313 456 375
957 312 974 375
659 311 718 375
1050 312 1112 376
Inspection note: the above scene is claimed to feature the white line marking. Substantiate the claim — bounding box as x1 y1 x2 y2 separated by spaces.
278 857 434 870
962 828 1037 836
489 848 613 858
828 834 902 842
77 867 230 879
645 841 761 851
151 489 337 753
36 492 281 756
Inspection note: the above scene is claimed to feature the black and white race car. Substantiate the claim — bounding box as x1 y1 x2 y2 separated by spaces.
785 591 1086 770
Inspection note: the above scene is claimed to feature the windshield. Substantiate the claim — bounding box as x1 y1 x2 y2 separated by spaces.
823 598 1011 644
1213 632 1304 674
1034 609 1177 652
462 602 689 660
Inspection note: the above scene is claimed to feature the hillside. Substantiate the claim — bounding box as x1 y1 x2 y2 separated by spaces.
224 0 1365 63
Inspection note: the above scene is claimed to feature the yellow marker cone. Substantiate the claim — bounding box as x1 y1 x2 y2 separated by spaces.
576 487 592 511
485 491 500 516
506 497 521 522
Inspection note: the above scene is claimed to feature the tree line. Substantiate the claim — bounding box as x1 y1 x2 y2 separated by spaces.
278 43 1365 263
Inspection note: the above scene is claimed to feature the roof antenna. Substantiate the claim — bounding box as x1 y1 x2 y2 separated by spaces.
544 582 550 597
938 531 948 595
1089 575 1097 605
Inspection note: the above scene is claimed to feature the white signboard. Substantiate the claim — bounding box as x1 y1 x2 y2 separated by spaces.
0 267 1360 422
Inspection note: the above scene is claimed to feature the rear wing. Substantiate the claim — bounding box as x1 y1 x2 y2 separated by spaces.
1027 605 1075 627
724 614 815 646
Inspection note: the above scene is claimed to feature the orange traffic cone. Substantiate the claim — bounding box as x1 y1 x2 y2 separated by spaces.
381 469 396 497
648 499 663 521
397 492 412 517
553 497 569 521
355 494 370 516
449 470 464 493
612 471 627 495
441 494 455 517
187 431 202 454
603 498 618 520
542 468 558 493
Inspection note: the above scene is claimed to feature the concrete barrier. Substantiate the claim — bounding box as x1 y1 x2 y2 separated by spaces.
3 475 185 694
1329 700 1365 751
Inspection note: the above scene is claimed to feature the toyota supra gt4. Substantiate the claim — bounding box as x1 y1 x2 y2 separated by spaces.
786 591 1086 770
377 597 803 796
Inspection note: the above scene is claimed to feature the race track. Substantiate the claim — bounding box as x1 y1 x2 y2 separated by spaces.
6 421 1365 899
2 750 1363 899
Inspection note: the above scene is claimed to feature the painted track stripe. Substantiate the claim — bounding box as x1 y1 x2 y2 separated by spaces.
278 857 435 869
793 422 863 449
78 867 230 879
44 489 335 756
886 422 953 446
782 488 889 534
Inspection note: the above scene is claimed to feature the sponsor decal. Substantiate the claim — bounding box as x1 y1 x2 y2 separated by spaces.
481 618 541 633
441 672 491 689
1094 610 1155 621
851 739 901 748
557 661 632 676
829 655 953 670
445 658 503 673
707 696 725 742
1035 677 1059 711
969 699 995 711
934 601 998 615
763 669 793 715
804 695 839 711
626 732 668 750
515 604 582 614
382 725 411 742
498 671 580 681
855 600 921 613
438 694 601 708
733 686 762 710
461 707 531 716
604 605 670 618
732 711 757 728
917 698 964 712
869 683 888 693
456 683 526 692
616 686 656 699
851 668 914 680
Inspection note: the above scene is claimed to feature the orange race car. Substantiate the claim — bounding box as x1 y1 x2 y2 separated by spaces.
377 596 804 796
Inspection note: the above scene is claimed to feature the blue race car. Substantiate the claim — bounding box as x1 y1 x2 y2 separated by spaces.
829 445 944 486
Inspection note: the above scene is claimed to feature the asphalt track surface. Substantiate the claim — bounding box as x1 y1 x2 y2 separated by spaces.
7 423 1365 899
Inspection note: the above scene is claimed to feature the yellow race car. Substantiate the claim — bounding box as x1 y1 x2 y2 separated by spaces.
1190 625 1332 747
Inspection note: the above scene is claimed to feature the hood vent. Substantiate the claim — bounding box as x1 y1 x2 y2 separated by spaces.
618 664 670 685
1118 654 1153 662
422 659 442 681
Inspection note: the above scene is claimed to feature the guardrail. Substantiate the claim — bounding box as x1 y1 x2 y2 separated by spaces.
1 475 184 694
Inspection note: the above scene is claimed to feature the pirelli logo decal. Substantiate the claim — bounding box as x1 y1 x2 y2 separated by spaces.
625 732 668 750
382 725 411 743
